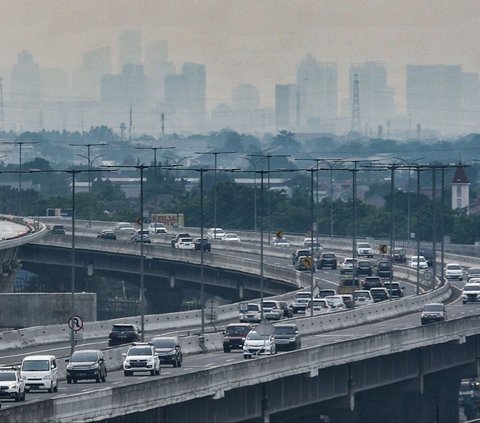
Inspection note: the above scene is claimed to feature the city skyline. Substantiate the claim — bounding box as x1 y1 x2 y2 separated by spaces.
0 0 479 113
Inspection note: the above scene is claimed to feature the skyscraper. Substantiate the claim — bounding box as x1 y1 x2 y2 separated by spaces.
145 41 175 101
296 54 337 132
406 64 462 135
275 84 297 130
118 30 142 71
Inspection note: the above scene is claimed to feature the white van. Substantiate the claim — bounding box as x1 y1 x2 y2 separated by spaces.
21 355 59 392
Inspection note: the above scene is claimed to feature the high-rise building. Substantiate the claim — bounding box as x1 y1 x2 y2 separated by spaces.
10 51 41 131
145 41 175 101
461 72 480 129
72 46 111 100
344 62 395 134
296 54 337 132
182 63 206 115
406 64 462 135
41 68 69 99
118 30 142 71
275 84 297 130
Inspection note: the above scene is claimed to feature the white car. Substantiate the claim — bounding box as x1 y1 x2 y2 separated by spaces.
0 367 26 402
324 295 346 311
353 290 374 307
243 330 276 358
21 355 59 393
356 242 373 258
462 282 480 304
340 258 358 274
273 238 290 248
409 255 428 269
148 222 168 234
262 300 283 321
175 237 195 250
115 222 135 234
305 298 332 314
445 263 463 280
223 233 241 242
239 303 261 323
207 227 226 239
122 343 160 376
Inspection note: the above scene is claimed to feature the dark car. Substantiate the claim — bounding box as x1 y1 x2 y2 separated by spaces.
421 303 447 325
171 232 191 247
277 300 293 318
316 252 337 270
50 224 66 235
130 230 151 243
273 324 301 351
97 229 117 240
292 249 310 265
370 287 390 302
66 350 107 384
376 260 392 278
194 237 211 252
108 323 141 346
362 276 383 290
223 323 253 352
295 256 315 272
356 260 373 276
392 248 407 263
383 282 405 298
151 336 183 367
419 249 434 266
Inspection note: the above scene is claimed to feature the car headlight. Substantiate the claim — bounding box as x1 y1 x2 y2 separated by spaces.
9 384 18 390
43 376 51 380
289 337 296 341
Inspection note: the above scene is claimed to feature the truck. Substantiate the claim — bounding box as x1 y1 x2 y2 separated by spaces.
337 276 361 295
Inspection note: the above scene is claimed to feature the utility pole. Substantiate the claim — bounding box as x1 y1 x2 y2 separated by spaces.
0 78 4 130
161 113 165 138
129 103 133 141
120 123 126 141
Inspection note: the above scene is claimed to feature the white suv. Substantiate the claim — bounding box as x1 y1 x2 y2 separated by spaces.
122 343 160 376
356 242 373 258
207 228 226 239
445 263 463 280
0 367 25 402
462 282 480 304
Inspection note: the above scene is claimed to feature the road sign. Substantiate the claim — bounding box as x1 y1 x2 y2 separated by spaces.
68 315 84 332
379 245 388 254
302 257 313 269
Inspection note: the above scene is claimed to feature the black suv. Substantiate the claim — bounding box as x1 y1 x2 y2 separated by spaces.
273 324 301 351
376 260 391 278
316 252 337 270
151 336 183 367
356 260 373 276
108 324 141 346
383 282 404 298
50 224 66 235
362 276 383 290
97 229 117 240
66 349 107 383
194 237 211 252
223 323 253 352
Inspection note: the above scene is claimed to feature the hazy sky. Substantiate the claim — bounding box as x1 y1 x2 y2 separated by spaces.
1 0 480 110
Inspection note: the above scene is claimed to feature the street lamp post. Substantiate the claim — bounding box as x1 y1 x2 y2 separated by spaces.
159 155 194 227
241 156 266 231
69 143 107 228
135 146 175 185
194 151 236 238
2 141 38 215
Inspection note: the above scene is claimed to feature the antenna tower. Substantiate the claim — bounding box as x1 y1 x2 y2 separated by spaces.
351 74 361 132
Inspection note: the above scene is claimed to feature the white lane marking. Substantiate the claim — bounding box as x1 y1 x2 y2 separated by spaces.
112 381 121 385
312 334 353 337
162 372 171 375
205 362 216 366
316 277 338 286
138 376 148 380
225 359 235 362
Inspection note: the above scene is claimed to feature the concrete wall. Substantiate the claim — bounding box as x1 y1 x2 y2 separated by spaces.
0 293 96 328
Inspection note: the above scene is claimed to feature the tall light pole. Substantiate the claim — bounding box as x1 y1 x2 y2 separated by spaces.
249 153 290 243
195 151 236 237
241 156 266 231
69 143 107 228
135 146 175 185
2 141 38 215
160 155 194 227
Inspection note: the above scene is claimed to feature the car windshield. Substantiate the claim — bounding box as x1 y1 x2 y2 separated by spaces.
22 360 49 371
274 326 295 335
71 351 98 362
247 304 259 311
0 373 16 381
423 304 444 312
312 300 328 307
226 326 249 336
469 268 480 274
152 338 175 348
447 264 461 270
359 262 370 267
378 262 390 269
179 238 193 242
112 325 134 332
262 302 277 308
128 347 152 356
323 254 335 258
464 285 480 291
295 292 311 299
354 292 370 298
358 243 370 248
246 331 267 341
